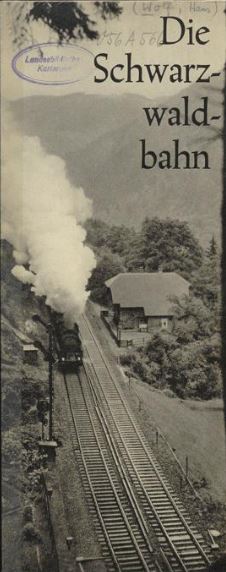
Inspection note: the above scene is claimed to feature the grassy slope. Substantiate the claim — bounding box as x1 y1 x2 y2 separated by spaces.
132 380 226 503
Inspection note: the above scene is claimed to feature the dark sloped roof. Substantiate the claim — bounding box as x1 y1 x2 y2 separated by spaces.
105 272 190 317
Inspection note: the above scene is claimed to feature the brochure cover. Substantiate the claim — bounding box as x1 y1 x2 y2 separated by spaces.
2 2 226 571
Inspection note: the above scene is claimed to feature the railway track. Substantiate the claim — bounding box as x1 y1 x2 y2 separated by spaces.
64 368 161 572
78 313 212 572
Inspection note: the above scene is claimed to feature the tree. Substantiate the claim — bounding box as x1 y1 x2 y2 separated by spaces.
87 250 125 304
126 218 203 277
120 287 222 399
169 341 222 399
124 232 145 271
85 218 110 251
85 218 136 259
171 294 215 343
206 236 218 259
8 2 122 47
192 241 220 315
105 225 136 257
144 334 177 372
143 333 177 386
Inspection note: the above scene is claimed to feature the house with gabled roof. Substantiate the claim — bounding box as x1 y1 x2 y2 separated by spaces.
105 272 190 333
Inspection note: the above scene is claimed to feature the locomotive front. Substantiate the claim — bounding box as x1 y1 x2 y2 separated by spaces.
52 312 83 372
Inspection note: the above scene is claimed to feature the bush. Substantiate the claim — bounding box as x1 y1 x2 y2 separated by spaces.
22 523 42 543
132 356 150 382
2 378 21 430
162 388 176 398
120 352 135 367
120 330 222 400
23 505 33 524
2 428 22 463
120 352 162 386
168 341 222 399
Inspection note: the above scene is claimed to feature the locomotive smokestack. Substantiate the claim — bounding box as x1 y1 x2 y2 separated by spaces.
2 108 96 320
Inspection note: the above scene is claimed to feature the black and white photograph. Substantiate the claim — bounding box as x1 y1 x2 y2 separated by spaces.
1 2 226 571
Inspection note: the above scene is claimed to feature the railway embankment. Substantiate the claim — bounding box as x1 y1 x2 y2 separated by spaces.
81 311 214 569
53 368 107 571
2 315 57 572
2 240 62 572
87 302 226 556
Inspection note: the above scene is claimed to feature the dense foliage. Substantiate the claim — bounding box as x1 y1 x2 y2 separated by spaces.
126 218 203 277
86 217 221 400
122 240 221 400
121 330 221 400
85 216 205 299
8 1 122 46
87 249 125 304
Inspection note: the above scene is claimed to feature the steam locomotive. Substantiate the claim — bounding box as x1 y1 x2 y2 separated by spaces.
52 312 83 372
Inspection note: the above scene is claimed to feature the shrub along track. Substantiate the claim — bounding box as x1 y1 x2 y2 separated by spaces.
74 313 212 572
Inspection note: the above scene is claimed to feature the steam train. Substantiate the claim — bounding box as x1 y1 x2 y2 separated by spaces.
52 312 83 372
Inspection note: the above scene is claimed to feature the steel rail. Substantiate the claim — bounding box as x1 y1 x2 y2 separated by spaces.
83 349 189 572
77 371 153 572
84 359 175 572
85 364 169 572
63 372 121 571
82 312 211 567
80 313 211 572
87 367 152 542
64 369 157 571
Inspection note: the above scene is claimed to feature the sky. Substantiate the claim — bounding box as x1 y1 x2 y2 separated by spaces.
1 1 225 101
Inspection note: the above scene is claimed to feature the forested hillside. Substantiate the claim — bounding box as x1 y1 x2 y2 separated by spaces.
2 240 54 572
11 75 223 246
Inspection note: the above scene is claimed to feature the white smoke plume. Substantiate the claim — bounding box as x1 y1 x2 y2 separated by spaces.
25 319 38 335
11 265 35 285
2 108 96 323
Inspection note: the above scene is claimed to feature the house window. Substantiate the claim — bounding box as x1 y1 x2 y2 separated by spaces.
161 319 168 329
139 322 147 332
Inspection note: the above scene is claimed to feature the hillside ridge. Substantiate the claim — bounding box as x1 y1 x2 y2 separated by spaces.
11 76 223 246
